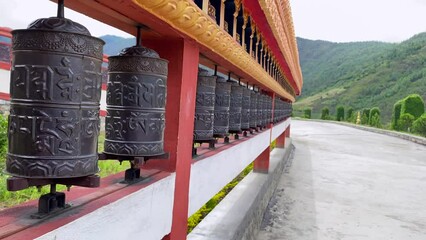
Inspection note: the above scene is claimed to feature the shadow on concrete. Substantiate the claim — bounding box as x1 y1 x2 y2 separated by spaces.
256 137 318 240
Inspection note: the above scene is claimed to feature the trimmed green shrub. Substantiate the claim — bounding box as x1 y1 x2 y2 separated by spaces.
398 113 415 132
361 108 370 125
412 113 426 137
321 107 330 120
303 108 312 119
346 107 354 122
336 106 345 121
401 94 425 119
392 100 403 130
369 107 381 127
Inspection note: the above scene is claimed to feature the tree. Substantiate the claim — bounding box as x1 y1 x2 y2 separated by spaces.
369 107 381 127
321 107 330 120
336 106 345 121
346 107 354 122
361 108 370 125
401 94 425 119
304 108 312 119
392 100 403 130
398 113 415 132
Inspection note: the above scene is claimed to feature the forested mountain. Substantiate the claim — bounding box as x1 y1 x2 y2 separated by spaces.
98 34 426 123
295 34 426 122
100 35 135 55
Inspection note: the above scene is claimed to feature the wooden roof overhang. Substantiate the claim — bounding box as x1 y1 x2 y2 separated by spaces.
62 0 301 101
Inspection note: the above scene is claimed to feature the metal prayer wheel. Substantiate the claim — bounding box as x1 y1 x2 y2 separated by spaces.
256 93 264 128
249 91 257 129
213 77 231 137
241 88 251 130
104 45 168 156
273 98 279 123
262 95 268 127
268 96 273 124
7 16 104 178
194 69 216 141
229 83 243 132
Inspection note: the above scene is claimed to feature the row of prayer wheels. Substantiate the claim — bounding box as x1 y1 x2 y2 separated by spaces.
193 69 292 142
5 5 291 181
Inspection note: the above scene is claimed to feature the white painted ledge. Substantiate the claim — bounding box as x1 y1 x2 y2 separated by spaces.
36 174 176 240
188 119 291 216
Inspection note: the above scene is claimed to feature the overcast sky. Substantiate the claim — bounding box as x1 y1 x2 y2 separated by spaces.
289 0 426 42
2 0 426 43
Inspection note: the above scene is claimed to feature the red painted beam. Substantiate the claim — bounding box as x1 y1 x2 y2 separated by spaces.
253 147 271 173
141 38 199 240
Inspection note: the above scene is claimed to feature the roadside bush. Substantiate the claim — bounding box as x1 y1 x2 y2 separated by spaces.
412 113 426 137
369 107 381 128
361 108 370 125
321 107 330 120
346 107 354 122
0 115 7 170
392 100 403 130
336 106 345 121
398 113 415 132
401 94 425 119
303 108 312 119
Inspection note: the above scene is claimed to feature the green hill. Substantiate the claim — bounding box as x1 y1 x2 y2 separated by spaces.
100 35 135 56
295 34 426 123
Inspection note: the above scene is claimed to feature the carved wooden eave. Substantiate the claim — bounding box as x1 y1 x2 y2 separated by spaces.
131 0 295 101
257 0 303 92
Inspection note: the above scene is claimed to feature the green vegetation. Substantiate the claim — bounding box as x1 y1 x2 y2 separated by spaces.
294 34 426 123
303 108 312 119
336 106 345 121
392 100 403 130
0 132 129 209
400 94 425 119
0 115 7 170
321 107 330 120
369 107 381 127
346 107 354 122
398 113 415 132
412 113 426 136
187 162 254 233
361 108 371 125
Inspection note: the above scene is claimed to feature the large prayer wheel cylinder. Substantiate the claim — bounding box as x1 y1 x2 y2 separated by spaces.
194 69 216 141
249 91 257 129
229 83 243 132
213 77 231 137
104 45 168 156
7 17 104 178
257 93 264 128
241 88 251 130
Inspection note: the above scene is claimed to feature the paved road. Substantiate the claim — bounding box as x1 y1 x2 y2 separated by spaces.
257 120 426 240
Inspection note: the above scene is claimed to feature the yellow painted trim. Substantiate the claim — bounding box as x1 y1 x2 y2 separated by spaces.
131 0 295 102
258 0 303 92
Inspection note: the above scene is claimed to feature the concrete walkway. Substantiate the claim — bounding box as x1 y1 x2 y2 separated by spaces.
257 120 426 240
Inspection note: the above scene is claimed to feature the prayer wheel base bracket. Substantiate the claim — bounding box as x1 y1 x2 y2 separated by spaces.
98 152 169 182
228 130 242 140
32 192 70 219
7 176 100 218
192 139 217 157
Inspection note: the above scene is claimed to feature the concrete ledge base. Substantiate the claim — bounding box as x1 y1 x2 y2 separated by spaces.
187 139 295 240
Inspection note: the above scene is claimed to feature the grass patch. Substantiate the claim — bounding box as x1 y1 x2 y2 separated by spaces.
0 132 129 209
187 162 254 233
